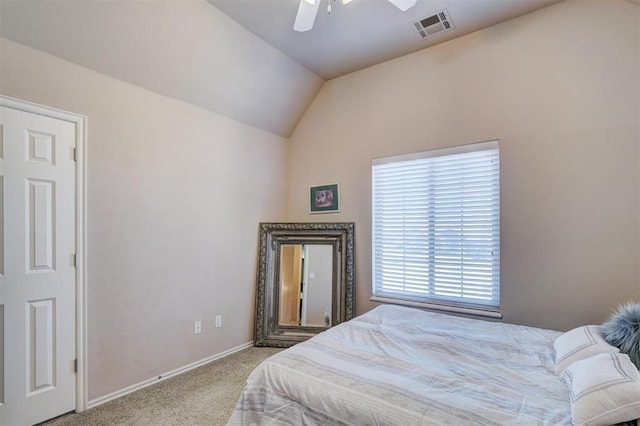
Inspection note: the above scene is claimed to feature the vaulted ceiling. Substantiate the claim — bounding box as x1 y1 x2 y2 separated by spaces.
1 0 564 137
210 0 562 79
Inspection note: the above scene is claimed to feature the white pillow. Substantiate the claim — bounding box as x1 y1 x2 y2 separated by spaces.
561 352 640 426
554 325 619 374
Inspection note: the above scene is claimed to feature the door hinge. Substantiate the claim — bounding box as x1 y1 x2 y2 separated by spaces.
73 253 77 267
74 359 78 373
73 148 78 162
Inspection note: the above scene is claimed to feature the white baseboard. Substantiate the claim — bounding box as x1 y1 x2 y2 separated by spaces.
87 341 253 410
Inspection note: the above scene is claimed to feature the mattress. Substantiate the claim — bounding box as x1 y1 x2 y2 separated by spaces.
228 304 572 425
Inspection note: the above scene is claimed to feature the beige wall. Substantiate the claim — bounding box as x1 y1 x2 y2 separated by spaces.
0 38 289 400
288 0 640 331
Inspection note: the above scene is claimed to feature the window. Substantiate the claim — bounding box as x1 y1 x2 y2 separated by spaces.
371 141 500 316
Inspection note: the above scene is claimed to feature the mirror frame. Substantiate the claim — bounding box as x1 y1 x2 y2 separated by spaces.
254 222 355 347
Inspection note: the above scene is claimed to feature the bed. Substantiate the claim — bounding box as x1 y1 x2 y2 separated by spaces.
229 304 640 425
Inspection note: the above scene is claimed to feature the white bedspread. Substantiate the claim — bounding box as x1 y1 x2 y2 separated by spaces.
229 304 572 425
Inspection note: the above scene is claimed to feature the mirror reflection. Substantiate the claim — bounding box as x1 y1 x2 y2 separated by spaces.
254 222 355 347
278 244 333 327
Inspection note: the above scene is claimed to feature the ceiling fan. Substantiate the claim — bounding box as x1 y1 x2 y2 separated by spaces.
294 0 418 32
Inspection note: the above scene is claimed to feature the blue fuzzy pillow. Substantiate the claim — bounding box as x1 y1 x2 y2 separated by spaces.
600 302 640 369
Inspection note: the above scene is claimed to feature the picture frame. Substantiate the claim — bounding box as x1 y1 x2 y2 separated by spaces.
309 183 340 214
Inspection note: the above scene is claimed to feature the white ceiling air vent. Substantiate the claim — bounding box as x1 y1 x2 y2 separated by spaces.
413 9 454 39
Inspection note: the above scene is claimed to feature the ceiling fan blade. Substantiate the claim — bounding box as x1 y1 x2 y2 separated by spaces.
386 0 417 12
294 0 321 32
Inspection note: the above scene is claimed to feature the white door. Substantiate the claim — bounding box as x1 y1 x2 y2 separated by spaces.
303 245 333 327
0 106 77 425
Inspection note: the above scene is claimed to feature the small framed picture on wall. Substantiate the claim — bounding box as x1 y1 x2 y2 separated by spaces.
309 183 340 214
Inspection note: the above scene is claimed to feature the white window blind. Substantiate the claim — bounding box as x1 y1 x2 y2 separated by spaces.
372 141 500 312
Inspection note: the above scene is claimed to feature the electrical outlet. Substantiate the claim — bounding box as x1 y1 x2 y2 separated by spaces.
194 320 202 335
215 315 222 328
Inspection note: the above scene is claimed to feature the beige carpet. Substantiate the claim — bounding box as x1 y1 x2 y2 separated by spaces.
42 347 283 426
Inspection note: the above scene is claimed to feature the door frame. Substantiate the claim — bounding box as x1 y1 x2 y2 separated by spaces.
1 95 88 413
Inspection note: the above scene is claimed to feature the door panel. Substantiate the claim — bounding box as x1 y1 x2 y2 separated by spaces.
0 106 76 425
29 298 56 395
28 179 56 273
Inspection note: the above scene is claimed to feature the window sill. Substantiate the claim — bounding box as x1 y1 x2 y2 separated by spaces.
370 296 503 320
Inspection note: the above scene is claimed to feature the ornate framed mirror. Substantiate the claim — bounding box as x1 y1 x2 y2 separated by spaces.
254 222 355 347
